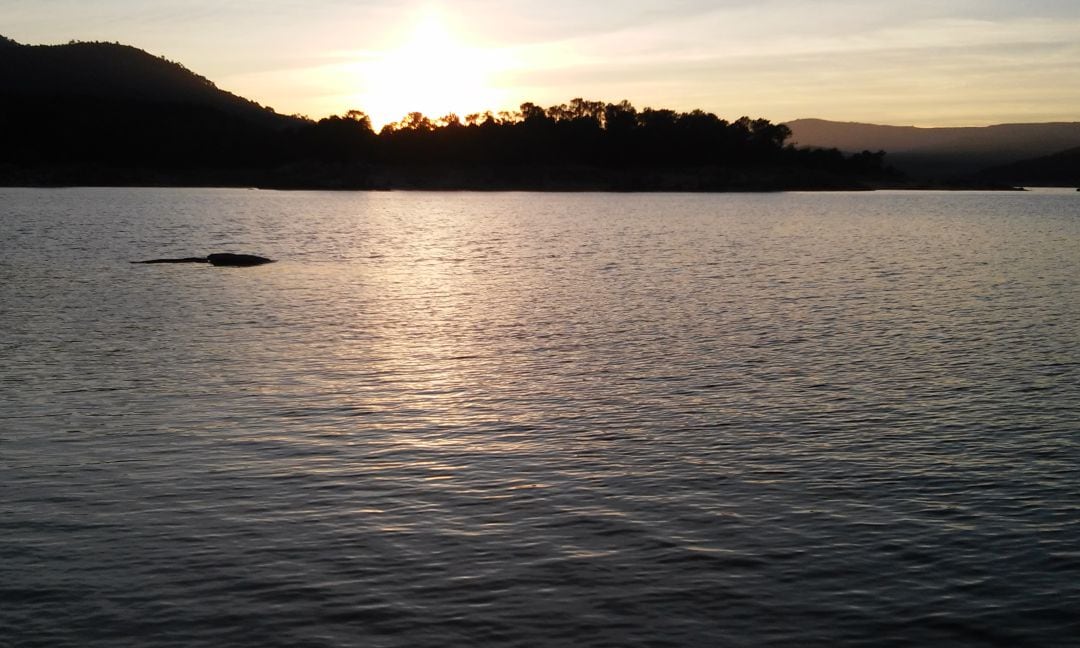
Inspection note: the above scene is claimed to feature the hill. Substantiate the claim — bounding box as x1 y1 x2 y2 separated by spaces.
0 35 293 128
785 118 1080 179
0 35 309 183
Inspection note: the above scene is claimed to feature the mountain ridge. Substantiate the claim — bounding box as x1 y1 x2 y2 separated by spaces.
785 118 1080 179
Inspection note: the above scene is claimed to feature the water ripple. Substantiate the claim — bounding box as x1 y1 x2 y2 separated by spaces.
2 188 1079 647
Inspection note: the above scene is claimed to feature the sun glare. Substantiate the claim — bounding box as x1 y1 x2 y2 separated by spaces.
351 10 508 129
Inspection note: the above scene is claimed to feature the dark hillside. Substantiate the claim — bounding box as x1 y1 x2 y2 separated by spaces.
0 36 308 182
0 36 295 128
977 147 1080 187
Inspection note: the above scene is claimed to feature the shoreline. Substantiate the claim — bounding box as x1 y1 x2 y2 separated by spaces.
0 167 1023 193
0 183 1026 192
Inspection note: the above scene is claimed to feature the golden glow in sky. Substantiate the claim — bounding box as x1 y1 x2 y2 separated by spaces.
346 9 510 128
4 1 1080 127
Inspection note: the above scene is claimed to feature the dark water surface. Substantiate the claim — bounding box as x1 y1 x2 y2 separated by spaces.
2 188 1079 647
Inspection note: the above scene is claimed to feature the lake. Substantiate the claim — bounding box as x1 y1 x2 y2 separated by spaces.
2 187 1078 647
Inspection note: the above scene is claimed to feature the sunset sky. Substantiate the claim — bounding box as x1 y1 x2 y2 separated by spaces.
5 0 1080 128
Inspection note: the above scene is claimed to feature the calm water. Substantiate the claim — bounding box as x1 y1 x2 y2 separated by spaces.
2 188 1079 647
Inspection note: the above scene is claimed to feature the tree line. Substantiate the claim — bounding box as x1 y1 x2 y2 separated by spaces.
301 99 888 176
1 93 892 188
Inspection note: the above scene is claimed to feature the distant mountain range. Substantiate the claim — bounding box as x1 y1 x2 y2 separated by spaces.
785 118 1080 183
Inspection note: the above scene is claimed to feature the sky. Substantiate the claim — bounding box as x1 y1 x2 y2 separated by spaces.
4 0 1080 128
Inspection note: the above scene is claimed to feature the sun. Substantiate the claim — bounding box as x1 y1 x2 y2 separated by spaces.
352 10 507 129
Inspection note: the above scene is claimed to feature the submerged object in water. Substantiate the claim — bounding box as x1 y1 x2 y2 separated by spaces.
132 253 274 267
131 257 208 264
206 253 274 267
